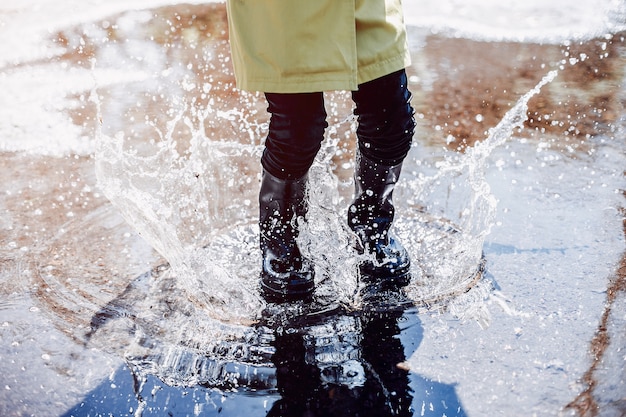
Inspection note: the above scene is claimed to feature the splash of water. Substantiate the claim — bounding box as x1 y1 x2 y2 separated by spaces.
95 70 558 316
92 71 558 394
395 69 558 314
95 103 266 323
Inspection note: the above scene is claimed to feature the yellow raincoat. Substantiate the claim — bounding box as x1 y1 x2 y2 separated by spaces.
226 0 411 93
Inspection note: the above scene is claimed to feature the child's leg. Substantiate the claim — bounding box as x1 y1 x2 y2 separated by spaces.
351 69 414 166
259 92 327 301
349 69 415 283
263 92 328 180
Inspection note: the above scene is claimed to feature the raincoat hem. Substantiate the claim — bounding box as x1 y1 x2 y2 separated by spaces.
236 50 411 94
357 51 411 86
235 76 360 94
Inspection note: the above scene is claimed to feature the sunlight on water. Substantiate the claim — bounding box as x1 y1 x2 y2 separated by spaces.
403 0 626 43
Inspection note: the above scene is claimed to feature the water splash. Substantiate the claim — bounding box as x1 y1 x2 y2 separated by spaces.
395 70 558 311
92 70 558 394
95 108 265 323
96 70 558 315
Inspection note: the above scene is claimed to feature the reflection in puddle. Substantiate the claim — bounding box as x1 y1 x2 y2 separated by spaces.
68 304 467 416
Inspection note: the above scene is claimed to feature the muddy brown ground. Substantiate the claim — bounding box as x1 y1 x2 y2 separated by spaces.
51 3 626 163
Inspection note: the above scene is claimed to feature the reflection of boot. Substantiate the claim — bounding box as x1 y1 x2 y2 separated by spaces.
268 331 321 416
268 314 364 417
259 170 315 301
360 309 414 417
349 153 410 285
267 307 414 417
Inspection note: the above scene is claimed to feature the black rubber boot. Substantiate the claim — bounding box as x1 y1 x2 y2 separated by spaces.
348 154 411 286
259 170 315 302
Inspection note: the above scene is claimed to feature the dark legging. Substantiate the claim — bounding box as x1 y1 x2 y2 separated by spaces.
263 69 415 180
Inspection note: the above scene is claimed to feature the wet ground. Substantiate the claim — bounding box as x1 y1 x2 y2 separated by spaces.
1 1 625 416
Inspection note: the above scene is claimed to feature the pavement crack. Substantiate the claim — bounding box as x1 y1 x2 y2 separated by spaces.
565 201 626 416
